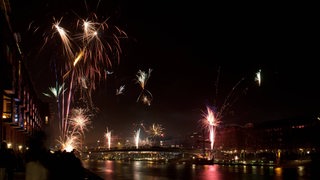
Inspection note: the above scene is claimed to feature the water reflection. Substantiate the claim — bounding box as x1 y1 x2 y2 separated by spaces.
82 160 319 180
199 165 222 179
104 160 114 175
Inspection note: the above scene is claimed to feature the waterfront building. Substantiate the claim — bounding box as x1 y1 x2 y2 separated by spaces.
1 0 49 152
181 116 320 162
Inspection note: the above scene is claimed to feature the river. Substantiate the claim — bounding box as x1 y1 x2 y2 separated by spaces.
82 160 319 180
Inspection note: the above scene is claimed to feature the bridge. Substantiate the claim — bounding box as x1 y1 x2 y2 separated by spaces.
81 147 206 162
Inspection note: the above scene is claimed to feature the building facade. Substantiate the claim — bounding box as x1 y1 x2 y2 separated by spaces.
183 116 320 161
1 0 49 151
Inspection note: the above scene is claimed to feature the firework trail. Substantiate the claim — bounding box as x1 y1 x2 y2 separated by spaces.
210 66 255 121
255 69 261 86
53 16 127 109
200 66 260 150
216 77 247 121
214 68 262 121
135 128 141 149
201 106 220 150
132 121 147 132
105 128 112 150
34 4 127 150
213 66 221 106
136 68 153 106
56 107 92 152
50 21 80 142
52 18 75 62
43 83 66 136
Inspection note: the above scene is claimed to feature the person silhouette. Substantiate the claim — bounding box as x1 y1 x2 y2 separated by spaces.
0 141 17 180
25 132 49 180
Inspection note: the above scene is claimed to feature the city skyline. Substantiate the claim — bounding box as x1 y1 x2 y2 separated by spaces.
8 0 319 144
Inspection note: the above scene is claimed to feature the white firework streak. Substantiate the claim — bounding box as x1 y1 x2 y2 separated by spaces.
255 69 261 86
116 85 125 95
105 128 112 150
135 128 141 149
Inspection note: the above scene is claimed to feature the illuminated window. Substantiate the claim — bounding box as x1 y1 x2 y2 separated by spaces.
2 95 12 119
45 116 49 125
13 102 19 123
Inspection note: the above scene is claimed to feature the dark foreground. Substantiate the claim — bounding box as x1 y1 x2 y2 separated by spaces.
12 168 103 180
2 150 104 180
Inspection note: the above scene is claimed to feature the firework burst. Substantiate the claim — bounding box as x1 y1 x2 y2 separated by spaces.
43 82 66 100
146 123 165 146
147 123 164 138
43 83 66 140
34 5 127 151
56 107 92 152
53 15 127 108
69 108 91 135
52 18 75 62
58 134 80 152
136 68 153 105
201 106 220 150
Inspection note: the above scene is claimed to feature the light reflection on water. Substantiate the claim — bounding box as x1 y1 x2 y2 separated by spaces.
82 160 318 180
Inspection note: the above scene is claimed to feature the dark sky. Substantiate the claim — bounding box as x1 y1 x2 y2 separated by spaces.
9 0 319 143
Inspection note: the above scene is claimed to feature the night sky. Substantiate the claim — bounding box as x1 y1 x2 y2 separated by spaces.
9 0 319 143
